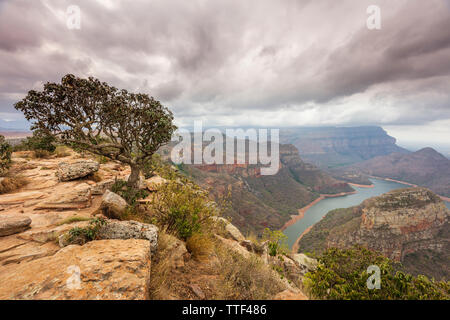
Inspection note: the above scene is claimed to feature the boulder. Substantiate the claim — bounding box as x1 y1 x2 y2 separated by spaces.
211 217 245 242
100 190 127 219
0 216 32 237
0 239 151 299
291 253 318 273
91 179 115 195
97 220 158 254
57 161 99 181
161 234 190 270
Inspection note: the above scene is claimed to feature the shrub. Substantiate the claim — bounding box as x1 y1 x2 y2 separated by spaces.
18 130 56 153
56 215 91 226
150 181 217 240
54 145 71 157
303 246 450 300
186 233 214 260
215 245 285 299
65 217 107 245
32 149 52 159
0 176 28 194
0 135 12 176
263 228 288 256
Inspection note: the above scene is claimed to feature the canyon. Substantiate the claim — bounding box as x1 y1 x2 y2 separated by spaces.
297 187 449 280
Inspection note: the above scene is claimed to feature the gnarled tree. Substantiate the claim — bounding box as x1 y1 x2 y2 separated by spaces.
15 74 177 188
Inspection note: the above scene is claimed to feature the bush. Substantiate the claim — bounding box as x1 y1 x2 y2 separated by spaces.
304 246 450 300
15 130 56 153
263 228 288 256
54 145 71 157
32 149 52 159
0 135 12 176
0 176 28 194
215 246 285 299
186 233 214 261
150 181 217 240
65 217 107 245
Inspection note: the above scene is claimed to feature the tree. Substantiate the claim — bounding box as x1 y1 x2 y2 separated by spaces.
15 74 177 188
0 135 12 176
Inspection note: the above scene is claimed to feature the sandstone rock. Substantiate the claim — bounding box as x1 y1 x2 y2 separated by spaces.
0 216 32 236
0 241 59 266
211 217 245 242
0 239 151 299
215 235 250 258
0 191 46 205
18 222 89 244
92 179 115 195
144 175 168 191
57 160 99 181
96 220 158 253
100 190 127 219
162 234 189 270
35 183 92 210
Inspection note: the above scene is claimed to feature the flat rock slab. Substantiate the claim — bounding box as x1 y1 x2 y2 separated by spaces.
0 215 32 237
0 241 59 265
0 191 46 205
0 239 151 300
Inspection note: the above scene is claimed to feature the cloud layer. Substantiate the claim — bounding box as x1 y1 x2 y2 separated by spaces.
0 0 449 132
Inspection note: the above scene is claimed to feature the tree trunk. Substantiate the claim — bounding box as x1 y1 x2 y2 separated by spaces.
128 164 141 189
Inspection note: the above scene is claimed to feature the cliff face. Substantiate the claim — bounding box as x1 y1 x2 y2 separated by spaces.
298 188 449 279
348 147 450 197
180 143 353 235
279 126 409 168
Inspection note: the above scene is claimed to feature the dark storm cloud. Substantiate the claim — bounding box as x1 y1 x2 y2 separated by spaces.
0 0 449 129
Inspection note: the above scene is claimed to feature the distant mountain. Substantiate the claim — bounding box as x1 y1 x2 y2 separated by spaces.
298 187 450 280
347 147 450 197
164 140 354 235
279 126 409 169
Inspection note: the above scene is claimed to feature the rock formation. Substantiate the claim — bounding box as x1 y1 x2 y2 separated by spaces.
298 187 449 279
279 126 409 169
57 160 99 181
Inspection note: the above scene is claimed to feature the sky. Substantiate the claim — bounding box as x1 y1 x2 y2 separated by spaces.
0 0 449 151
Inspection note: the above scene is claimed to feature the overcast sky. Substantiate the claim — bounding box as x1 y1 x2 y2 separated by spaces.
0 0 449 149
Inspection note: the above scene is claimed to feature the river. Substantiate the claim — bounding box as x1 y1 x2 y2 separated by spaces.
283 178 450 249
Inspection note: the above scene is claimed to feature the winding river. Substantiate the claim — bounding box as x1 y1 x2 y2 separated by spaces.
283 178 450 249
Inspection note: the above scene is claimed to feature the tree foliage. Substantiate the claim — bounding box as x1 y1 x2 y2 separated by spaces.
304 246 449 300
0 135 12 176
14 74 176 187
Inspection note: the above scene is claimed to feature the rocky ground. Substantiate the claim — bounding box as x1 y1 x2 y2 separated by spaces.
0 150 313 300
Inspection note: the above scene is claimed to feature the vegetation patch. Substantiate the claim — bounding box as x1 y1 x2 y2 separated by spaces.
64 217 107 245
0 176 28 194
150 180 217 240
215 245 284 299
304 246 450 300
